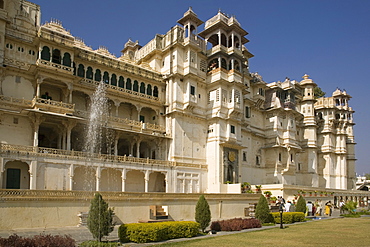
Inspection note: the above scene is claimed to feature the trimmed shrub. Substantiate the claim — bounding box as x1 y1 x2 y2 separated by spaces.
210 218 261 232
195 195 211 232
87 193 115 242
255 194 271 223
118 221 199 243
296 196 307 213
0 234 75 247
270 212 305 224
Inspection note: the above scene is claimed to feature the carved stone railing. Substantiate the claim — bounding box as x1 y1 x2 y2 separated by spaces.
32 97 75 114
0 143 207 170
37 59 73 73
74 109 166 134
80 79 161 103
0 95 32 107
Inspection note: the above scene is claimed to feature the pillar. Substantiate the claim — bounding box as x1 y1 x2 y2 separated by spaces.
69 164 74 191
96 167 101 192
144 170 149 192
29 161 37 189
121 168 126 192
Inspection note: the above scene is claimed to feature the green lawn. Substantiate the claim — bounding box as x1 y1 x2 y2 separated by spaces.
157 217 370 247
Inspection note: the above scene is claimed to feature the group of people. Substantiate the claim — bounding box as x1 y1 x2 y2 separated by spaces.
276 197 334 216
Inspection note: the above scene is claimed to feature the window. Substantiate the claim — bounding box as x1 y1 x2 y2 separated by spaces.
103 71 109 84
41 46 50 61
62 53 71 67
140 82 145 94
230 125 235 134
77 64 85 78
52 49 61 64
190 85 195 95
147 84 152 95
279 153 282 162
133 80 139 92
111 74 117 86
153 86 159 97
245 106 250 118
256 156 260 165
94 69 101 81
86 67 93 79
258 88 265 96
139 115 145 122
243 152 247 161
118 76 124 88
290 154 294 162
126 78 132 90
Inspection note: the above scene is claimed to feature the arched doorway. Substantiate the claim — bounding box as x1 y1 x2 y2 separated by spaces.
3 161 30 189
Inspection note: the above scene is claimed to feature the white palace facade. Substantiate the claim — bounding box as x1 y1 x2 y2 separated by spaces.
0 1 357 195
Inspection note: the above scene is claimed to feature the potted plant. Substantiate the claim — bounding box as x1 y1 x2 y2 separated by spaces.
269 196 277 203
241 182 251 193
255 185 262 192
263 191 272 198
314 190 318 196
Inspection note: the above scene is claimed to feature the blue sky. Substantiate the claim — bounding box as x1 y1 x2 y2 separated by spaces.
33 0 370 175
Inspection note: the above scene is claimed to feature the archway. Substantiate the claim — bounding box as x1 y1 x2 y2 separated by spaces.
148 172 165 192
125 170 144 192
3 161 29 189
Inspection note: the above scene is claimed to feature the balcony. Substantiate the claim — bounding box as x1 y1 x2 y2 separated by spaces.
74 109 167 136
0 143 206 169
32 97 75 115
36 59 73 75
0 95 32 108
80 79 161 104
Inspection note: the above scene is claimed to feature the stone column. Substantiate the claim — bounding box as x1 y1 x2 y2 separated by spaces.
144 170 149 192
63 120 76 151
121 168 126 192
36 77 44 98
96 167 101 192
0 157 4 189
68 164 74 191
29 161 37 190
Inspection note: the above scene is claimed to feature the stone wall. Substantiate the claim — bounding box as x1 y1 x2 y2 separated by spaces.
0 190 259 230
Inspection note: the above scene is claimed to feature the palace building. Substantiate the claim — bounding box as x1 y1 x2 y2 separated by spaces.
0 1 357 195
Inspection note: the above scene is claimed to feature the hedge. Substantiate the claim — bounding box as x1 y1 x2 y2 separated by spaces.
118 221 200 243
210 218 262 231
270 212 305 224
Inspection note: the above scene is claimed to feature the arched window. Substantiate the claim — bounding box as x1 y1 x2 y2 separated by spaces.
86 67 93 79
147 84 152 95
126 78 132 90
41 46 50 61
140 82 145 94
221 58 227 69
52 49 61 64
77 64 85 78
94 69 101 81
111 74 117 86
153 86 159 97
103 72 109 84
133 80 139 92
62 52 71 67
118 76 124 88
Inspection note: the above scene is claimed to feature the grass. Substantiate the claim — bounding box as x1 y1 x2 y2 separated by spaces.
157 217 370 247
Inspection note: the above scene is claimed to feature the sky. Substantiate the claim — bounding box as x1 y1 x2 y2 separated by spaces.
32 0 370 175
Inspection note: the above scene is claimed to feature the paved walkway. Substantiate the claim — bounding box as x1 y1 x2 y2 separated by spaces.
0 209 342 246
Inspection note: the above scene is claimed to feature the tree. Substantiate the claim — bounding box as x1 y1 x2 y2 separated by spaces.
195 195 211 233
314 86 326 99
255 194 271 223
87 193 115 242
364 173 370 180
296 196 307 214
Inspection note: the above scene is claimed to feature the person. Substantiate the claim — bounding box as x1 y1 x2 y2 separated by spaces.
306 201 313 216
339 200 345 215
285 201 291 212
325 201 333 216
